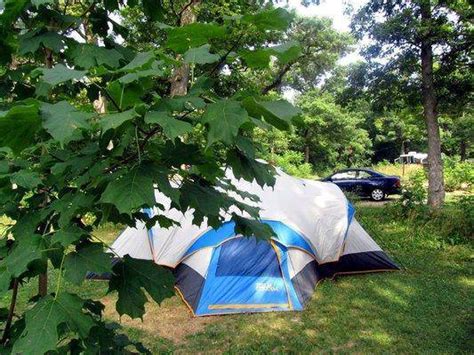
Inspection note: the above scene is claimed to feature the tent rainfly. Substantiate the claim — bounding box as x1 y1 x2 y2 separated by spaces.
106 167 399 316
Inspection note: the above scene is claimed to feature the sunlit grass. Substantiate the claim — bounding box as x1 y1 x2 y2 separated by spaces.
373 162 423 182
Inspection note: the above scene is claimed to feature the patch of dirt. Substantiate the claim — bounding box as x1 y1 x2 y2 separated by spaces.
102 295 219 344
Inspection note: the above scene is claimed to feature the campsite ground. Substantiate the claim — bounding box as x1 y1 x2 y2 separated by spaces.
2 198 472 353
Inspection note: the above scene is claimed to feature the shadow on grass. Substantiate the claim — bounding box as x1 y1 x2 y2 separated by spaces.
174 206 473 353
176 268 472 353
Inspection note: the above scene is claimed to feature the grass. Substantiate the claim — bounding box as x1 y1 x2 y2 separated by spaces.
373 162 423 182
1 202 473 353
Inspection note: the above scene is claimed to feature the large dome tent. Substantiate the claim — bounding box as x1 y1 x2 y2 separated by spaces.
107 165 399 316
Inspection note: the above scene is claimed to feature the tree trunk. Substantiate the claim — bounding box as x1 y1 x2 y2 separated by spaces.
304 129 310 164
170 1 200 97
304 145 310 164
420 1 445 208
1 279 18 344
460 140 466 161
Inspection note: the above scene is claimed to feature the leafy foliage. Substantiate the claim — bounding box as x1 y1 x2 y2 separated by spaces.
12 293 94 355
0 1 302 352
108 255 175 319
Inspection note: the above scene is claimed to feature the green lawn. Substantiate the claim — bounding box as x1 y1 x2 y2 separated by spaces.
2 203 473 353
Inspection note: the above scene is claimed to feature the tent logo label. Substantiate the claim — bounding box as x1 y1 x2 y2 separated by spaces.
256 282 279 292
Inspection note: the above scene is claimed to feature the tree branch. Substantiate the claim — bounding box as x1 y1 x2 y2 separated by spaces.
209 40 241 76
261 62 294 95
1 279 19 345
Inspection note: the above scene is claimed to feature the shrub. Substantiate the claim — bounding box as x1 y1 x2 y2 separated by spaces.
396 169 427 213
443 157 474 192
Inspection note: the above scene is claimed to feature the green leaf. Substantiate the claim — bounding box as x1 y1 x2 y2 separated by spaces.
12 293 94 355
19 31 65 54
166 23 225 53
227 150 276 187
100 109 138 133
69 44 124 69
53 226 88 248
49 191 95 228
184 44 220 64
242 98 301 130
0 0 28 26
143 0 164 21
37 64 86 86
232 214 275 240
201 99 249 146
107 81 145 110
240 49 272 69
270 41 302 64
179 180 228 227
41 101 91 145
64 242 112 285
117 61 164 84
0 104 41 153
0 160 8 173
145 110 193 140
109 255 175 319
119 51 155 72
9 212 44 239
9 170 42 189
100 167 156 215
142 162 180 204
5 234 44 277
240 42 301 69
242 8 293 31
0 264 11 294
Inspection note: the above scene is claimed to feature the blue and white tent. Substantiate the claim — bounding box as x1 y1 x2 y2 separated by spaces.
110 167 398 316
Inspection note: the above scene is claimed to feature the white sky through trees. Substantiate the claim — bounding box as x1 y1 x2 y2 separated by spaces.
284 0 368 65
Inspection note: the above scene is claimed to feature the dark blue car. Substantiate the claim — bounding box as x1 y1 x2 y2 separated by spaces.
322 168 401 201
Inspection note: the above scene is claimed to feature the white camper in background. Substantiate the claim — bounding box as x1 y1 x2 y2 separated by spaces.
394 151 428 164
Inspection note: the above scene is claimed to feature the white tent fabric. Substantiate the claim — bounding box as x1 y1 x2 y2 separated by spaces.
110 167 365 266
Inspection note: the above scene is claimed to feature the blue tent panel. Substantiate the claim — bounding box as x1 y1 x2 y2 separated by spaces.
183 220 314 259
195 237 295 315
264 221 314 254
271 241 304 310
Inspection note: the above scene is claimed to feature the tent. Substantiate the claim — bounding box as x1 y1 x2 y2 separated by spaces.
109 167 399 316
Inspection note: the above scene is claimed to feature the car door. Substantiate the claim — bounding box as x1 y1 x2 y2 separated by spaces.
330 170 358 192
353 170 374 196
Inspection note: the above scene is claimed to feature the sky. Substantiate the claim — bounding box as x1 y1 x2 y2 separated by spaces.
283 0 368 65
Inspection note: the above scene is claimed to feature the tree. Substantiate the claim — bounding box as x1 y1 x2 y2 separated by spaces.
373 108 427 160
440 110 474 161
0 1 302 352
262 16 352 94
352 0 473 208
296 91 372 171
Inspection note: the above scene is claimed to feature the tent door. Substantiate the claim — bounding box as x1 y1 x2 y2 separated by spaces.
195 237 291 315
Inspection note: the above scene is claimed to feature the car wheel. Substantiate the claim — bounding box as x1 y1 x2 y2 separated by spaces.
370 188 385 201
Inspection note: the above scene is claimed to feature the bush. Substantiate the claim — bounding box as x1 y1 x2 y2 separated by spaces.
266 151 314 178
387 168 473 246
396 169 427 212
443 157 474 192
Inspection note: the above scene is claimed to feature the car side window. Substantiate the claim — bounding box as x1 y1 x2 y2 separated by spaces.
357 171 373 179
332 171 357 180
